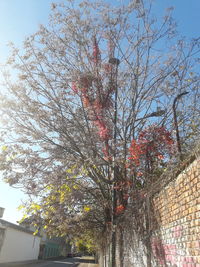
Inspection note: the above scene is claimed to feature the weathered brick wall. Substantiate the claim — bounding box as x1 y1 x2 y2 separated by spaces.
98 157 200 267
151 158 200 267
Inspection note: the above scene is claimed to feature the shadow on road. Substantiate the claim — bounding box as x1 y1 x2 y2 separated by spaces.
74 258 95 264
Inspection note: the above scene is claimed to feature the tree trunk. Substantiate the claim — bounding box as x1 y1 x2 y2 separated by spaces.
111 187 117 267
146 199 151 267
119 227 124 267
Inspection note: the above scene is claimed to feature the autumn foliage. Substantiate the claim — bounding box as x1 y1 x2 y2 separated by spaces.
71 36 116 160
129 125 174 164
128 125 175 186
0 1 199 262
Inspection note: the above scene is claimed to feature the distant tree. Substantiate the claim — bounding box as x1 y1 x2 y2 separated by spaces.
0 1 200 266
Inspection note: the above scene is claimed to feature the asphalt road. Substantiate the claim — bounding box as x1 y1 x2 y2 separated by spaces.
27 257 78 267
0 257 98 267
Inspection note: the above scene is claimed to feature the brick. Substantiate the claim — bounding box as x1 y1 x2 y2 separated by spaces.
195 241 200 248
182 264 196 267
190 173 195 180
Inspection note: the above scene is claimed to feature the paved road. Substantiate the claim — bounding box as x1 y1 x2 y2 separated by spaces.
26 257 78 267
0 257 98 267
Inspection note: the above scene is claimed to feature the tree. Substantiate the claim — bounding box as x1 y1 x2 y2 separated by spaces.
0 1 200 266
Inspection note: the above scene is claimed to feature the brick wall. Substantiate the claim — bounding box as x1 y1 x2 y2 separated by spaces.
151 158 200 267
98 157 200 267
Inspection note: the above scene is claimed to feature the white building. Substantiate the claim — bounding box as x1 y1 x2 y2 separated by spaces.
0 208 41 264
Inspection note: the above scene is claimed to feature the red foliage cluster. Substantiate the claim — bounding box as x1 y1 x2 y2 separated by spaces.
70 37 116 160
113 180 132 214
115 204 125 214
139 125 174 146
129 139 145 166
113 180 132 191
129 125 174 167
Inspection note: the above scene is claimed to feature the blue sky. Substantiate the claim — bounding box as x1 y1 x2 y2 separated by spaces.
154 0 200 39
0 0 200 224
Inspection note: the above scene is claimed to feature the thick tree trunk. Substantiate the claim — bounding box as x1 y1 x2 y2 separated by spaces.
111 229 116 267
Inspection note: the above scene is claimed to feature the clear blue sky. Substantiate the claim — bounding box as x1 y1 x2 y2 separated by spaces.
0 0 199 224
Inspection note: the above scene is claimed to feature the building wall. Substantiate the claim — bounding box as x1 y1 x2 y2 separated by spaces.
0 227 41 263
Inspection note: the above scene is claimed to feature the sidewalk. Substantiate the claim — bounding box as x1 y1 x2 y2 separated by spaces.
76 256 99 267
